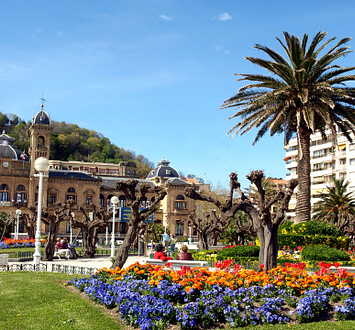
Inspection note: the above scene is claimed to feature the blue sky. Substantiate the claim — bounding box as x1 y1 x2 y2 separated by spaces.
1 0 355 189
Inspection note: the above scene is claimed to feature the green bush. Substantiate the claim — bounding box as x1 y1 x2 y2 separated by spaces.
302 245 350 262
279 220 342 237
216 245 260 260
278 233 350 250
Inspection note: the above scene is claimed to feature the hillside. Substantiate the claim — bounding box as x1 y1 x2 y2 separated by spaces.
0 112 154 178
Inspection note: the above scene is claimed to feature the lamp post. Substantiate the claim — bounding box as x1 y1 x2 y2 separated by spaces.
33 157 49 267
70 212 75 244
110 195 119 258
15 209 21 240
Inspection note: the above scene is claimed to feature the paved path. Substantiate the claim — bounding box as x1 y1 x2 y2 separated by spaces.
8 255 147 270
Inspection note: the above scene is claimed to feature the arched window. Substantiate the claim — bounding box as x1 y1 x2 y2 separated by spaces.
107 194 115 207
100 194 105 207
16 185 26 202
38 136 44 146
16 185 26 191
0 184 9 202
66 187 76 203
175 195 186 210
119 195 126 207
175 220 184 236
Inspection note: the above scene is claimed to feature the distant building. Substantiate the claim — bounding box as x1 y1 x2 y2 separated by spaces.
284 129 355 219
0 104 209 240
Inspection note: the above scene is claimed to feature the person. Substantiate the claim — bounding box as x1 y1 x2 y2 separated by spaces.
56 237 63 250
176 244 194 260
161 232 170 249
154 243 172 261
170 235 176 252
61 237 69 249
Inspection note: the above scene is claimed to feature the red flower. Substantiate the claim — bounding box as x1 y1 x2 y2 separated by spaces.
333 262 340 269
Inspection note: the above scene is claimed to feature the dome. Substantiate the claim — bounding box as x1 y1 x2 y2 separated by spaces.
147 157 180 179
0 132 28 161
33 105 51 125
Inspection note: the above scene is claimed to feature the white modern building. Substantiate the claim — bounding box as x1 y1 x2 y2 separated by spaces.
284 130 355 219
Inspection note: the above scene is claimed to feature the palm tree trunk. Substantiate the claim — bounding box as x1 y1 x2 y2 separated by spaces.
295 126 311 223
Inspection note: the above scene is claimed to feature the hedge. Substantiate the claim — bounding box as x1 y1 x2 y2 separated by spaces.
302 245 350 262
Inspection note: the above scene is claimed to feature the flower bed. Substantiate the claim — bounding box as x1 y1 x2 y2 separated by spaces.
0 237 36 249
68 260 355 330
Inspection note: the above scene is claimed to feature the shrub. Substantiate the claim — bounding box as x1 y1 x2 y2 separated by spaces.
302 245 350 262
216 245 260 260
278 234 350 250
279 220 342 237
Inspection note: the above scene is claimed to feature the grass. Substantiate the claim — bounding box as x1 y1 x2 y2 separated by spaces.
2 272 355 330
0 272 123 330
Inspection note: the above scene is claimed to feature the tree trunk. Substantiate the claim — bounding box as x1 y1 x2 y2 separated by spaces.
44 222 59 261
295 126 311 223
198 231 208 250
81 228 95 258
112 224 138 269
25 226 35 240
257 223 278 271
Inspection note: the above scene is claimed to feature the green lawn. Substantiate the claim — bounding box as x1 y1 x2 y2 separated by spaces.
1 272 355 330
0 272 123 330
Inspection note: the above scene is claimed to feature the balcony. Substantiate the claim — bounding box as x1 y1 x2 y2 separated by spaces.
0 201 10 207
174 209 189 215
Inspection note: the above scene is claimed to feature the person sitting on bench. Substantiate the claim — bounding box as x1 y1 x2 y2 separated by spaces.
154 244 172 261
176 244 194 261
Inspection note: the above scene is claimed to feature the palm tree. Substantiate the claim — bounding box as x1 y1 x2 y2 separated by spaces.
312 178 355 231
221 31 355 223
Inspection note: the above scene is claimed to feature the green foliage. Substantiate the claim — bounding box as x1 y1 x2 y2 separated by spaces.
279 220 343 237
3 112 154 178
278 234 350 250
278 220 349 249
302 245 350 262
216 245 260 260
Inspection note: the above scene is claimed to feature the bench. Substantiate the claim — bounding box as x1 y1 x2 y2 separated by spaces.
54 248 70 259
142 258 209 270
0 254 9 267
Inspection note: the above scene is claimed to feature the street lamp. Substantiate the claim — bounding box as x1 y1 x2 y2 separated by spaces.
70 212 75 244
110 195 119 258
33 157 49 267
15 209 21 240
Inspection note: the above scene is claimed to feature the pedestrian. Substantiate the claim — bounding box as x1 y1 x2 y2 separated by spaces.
161 232 170 249
170 235 176 252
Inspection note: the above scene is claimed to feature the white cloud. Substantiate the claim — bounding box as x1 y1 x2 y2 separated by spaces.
213 45 230 55
159 14 173 22
57 31 62 37
219 13 232 21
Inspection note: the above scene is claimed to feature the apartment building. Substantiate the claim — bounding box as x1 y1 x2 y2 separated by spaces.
284 130 355 219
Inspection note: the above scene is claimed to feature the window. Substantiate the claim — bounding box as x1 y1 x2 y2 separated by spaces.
339 159 346 165
50 194 56 204
67 187 75 193
67 195 75 202
350 158 355 166
66 221 71 233
150 197 155 204
313 176 324 184
66 187 76 203
175 221 184 236
140 196 148 208
119 222 126 234
175 195 186 209
350 144 355 152
0 184 9 202
166 170 171 175
100 194 105 207
119 195 126 207
86 196 92 205
16 185 26 191
16 192 26 202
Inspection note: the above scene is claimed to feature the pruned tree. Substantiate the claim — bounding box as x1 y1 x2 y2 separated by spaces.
70 204 113 258
42 202 72 261
220 212 256 246
21 206 38 240
185 171 297 271
0 213 13 240
111 180 167 269
182 210 232 250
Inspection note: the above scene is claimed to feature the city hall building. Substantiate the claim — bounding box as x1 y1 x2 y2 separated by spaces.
0 105 206 241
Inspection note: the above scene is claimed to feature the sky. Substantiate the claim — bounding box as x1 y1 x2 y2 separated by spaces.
1 0 355 189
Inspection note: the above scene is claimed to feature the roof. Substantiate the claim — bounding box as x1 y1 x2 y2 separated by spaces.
33 105 51 125
147 157 180 179
99 176 155 189
0 132 28 161
48 170 99 181
168 178 191 186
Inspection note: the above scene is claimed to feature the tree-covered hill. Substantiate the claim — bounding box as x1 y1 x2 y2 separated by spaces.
0 112 154 178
